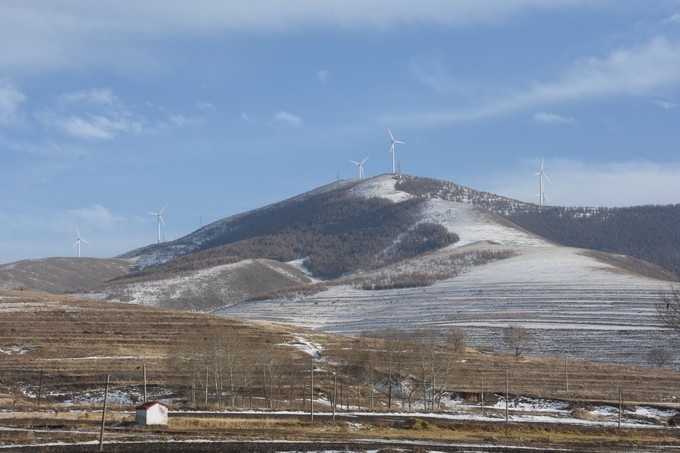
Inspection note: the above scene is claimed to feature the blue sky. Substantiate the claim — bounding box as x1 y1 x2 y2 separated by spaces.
2 1 680 263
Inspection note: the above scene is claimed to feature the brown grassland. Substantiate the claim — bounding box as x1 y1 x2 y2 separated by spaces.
1 289 680 451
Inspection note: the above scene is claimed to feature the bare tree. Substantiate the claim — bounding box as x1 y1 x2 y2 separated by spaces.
503 325 532 356
657 286 680 333
647 347 674 368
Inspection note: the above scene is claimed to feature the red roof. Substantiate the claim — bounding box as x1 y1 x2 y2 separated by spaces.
136 401 170 410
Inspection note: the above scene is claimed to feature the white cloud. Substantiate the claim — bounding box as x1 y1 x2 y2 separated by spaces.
240 112 257 123
0 1 598 72
168 113 199 126
59 88 117 106
317 69 330 82
532 111 574 124
488 159 680 207
37 88 146 139
386 36 680 125
273 110 303 127
65 204 123 229
655 100 677 109
0 79 25 125
196 101 216 111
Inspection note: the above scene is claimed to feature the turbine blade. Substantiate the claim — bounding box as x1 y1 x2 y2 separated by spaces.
159 205 167 215
361 156 370 164
532 172 541 176
388 128 394 141
349 160 360 165
72 240 79 248
395 140 405 144
544 173 552 183
81 239 90 244
147 212 158 216
159 216 166 226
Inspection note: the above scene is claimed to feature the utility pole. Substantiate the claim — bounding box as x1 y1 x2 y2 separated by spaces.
37 371 44 408
310 358 314 421
205 368 209 406
564 356 569 392
143 364 147 403
480 375 484 415
505 369 509 423
332 373 337 421
618 389 623 429
98 374 110 453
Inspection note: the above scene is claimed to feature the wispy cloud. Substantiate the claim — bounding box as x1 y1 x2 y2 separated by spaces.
0 79 25 125
317 69 330 82
240 112 257 123
273 110 303 127
655 100 677 109
37 88 146 140
63 204 123 229
0 1 597 72
532 111 574 124
488 159 680 207
195 101 216 111
386 36 680 125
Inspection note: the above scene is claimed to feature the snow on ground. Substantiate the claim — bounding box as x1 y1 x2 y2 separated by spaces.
285 335 324 359
349 174 413 202
0 346 31 355
286 258 320 282
113 260 254 307
420 199 551 248
219 246 672 366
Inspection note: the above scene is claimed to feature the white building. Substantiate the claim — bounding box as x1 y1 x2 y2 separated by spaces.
135 401 169 425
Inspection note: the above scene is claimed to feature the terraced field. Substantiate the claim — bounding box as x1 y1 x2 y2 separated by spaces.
220 245 675 367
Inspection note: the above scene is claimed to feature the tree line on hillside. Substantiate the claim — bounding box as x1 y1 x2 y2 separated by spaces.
507 205 680 277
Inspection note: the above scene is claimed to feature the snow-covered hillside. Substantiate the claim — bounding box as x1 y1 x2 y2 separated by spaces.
105 259 310 311
218 245 672 366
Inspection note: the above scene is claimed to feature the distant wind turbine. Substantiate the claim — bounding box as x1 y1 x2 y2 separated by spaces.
148 205 167 244
72 227 89 258
533 159 551 206
349 156 370 179
388 128 404 174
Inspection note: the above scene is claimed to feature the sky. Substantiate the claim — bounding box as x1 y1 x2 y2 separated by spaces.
2 1 680 263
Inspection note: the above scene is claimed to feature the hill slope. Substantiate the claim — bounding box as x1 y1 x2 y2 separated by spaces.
0 257 134 293
103 258 312 311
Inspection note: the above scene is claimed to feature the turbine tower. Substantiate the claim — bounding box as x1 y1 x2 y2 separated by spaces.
388 128 404 174
72 227 89 258
349 156 370 179
533 159 551 206
148 205 167 244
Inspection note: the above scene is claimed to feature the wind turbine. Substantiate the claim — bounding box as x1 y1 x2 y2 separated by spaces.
388 128 404 174
148 205 167 244
349 156 370 179
533 159 551 206
72 227 89 258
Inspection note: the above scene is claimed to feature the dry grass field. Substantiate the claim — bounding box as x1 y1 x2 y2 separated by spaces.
2 289 680 451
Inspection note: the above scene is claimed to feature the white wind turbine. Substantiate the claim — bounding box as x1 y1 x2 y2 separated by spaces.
533 159 551 206
72 227 89 258
388 128 404 174
349 156 370 179
148 205 167 244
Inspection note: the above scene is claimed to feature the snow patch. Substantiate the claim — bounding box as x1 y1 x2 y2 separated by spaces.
349 175 412 202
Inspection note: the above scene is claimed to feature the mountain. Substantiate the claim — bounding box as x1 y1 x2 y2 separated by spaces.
3 173 677 367
393 175 680 276
0 257 134 293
